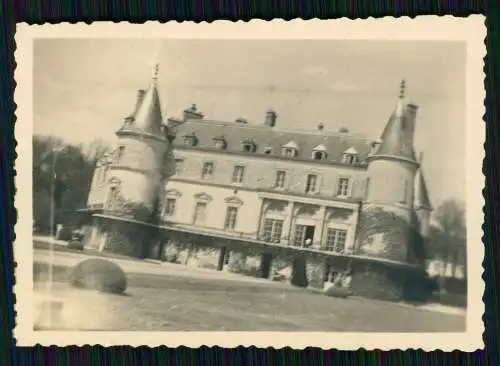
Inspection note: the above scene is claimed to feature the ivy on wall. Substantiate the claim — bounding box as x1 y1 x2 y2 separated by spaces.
104 185 154 223
356 207 410 262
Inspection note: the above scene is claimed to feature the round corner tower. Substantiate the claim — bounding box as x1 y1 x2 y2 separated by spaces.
94 63 172 258
351 80 423 301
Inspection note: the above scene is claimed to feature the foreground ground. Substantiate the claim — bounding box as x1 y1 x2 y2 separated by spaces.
33 246 466 332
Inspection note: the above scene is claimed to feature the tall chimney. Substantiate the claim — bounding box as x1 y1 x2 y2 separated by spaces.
183 104 204 121
124 89 146 124
405 103 419 144
136 89 146 109
265 110 277 127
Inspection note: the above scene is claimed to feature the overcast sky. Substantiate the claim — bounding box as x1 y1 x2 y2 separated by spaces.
33 39 466 207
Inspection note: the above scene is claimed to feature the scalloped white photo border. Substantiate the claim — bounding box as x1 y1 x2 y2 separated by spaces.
14 16 486 350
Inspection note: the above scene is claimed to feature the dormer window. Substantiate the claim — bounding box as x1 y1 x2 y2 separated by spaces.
282 148 296 157
312 144 328 161
341 147 359 164
183 133 198 146
264 147 273 155
241 138 257 153
281 141 299 158
212 135 227 150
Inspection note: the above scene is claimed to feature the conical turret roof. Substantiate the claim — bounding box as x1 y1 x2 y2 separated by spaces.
133 63 163 136
370 80 417 162
414 154 432 210
119 63 164 137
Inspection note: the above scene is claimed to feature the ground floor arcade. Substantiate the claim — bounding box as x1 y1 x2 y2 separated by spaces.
82 213 428 302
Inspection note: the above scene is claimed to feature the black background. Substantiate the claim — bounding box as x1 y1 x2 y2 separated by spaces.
0 1 497 364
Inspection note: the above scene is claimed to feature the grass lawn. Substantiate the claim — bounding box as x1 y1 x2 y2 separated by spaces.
33 239 148 263
34 262 466 332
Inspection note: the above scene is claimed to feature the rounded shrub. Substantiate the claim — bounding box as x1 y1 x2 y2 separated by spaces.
323 285 351 298
68 258 127 294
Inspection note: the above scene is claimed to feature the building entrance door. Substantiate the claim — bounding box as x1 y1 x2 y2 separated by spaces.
304 226 315 247
260 253 273 278
293 224 315 247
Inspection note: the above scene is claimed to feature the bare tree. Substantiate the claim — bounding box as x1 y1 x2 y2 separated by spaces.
430 199 467 279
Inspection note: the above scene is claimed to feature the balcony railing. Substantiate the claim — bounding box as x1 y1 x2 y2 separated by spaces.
165 222 349 255
257 235 348 254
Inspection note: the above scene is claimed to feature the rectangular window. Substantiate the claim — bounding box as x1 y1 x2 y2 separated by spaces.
305 174 317 193
175 158 184 175
262 219 284 243
364 178 370 200
275 170 286 188
116 146 125 163
193 202 207 225
325 229 348 252
232 165 245 183
293 225 307 247
201 162 214 179
401 180 409 204
164 198 176 217
242 143 255 152
224 206 238 230
342 153 359 164
337 178 350 196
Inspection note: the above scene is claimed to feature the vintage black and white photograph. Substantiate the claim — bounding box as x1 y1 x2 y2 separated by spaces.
14 18 485 349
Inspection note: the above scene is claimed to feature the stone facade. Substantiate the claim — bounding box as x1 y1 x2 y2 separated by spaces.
84 72 437 302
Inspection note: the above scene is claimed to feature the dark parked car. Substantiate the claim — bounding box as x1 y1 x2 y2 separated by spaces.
67 229 84 250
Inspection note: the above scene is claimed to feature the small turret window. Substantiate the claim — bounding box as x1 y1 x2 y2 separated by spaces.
163 199 177 217
401 180 409 204
115 146 125 163
174 158 184 175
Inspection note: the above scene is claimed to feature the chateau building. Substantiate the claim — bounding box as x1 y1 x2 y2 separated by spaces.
85 65 437 301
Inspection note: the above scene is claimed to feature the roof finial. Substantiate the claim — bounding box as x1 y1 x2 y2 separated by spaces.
152 61 159 83
399 79 406 99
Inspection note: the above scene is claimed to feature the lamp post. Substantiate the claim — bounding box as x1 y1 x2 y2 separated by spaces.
48 148 60 292
46 146 63 327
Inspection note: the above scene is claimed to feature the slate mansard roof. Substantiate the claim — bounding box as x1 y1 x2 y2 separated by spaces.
169 119 374 166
